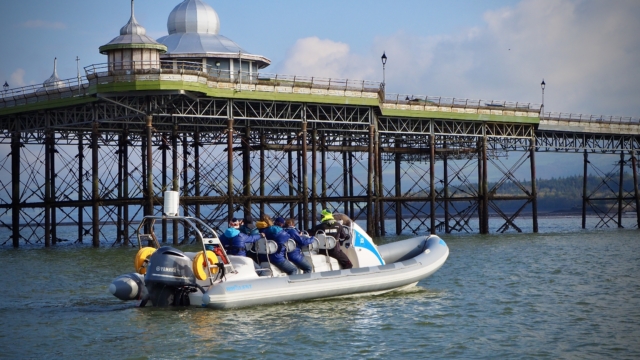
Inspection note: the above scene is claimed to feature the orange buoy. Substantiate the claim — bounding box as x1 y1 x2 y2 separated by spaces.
193 250 219 280
134 247 156 275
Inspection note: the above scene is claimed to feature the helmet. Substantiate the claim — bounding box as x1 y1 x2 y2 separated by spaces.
321 209 334 222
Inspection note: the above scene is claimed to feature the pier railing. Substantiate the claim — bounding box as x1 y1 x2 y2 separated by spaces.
541 112 640 124
2 60 638 125
83 60 382 95
0 77 90 108
382 93 542 112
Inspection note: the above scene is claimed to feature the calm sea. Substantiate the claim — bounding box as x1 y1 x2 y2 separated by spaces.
1 216 639 359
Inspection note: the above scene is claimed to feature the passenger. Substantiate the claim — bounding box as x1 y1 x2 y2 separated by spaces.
259 216 301 275
312 209 353 269
219 218 266 276
239 214 259 262
255 214 273 234
239 214 260 235
281 217 315 273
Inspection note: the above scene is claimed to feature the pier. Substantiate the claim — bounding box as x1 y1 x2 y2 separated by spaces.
1 1 639 248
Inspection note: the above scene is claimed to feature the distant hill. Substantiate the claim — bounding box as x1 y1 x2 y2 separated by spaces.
487 174 636 213
401 174 637 214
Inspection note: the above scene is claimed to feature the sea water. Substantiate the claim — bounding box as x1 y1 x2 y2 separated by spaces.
0 216 639 359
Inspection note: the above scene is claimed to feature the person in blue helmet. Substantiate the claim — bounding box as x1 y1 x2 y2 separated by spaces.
280 217 315 273
259 216 300 275
312 209 353 269
218 218 266 276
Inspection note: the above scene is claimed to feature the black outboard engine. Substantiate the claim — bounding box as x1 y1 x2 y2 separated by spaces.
143 246 199 307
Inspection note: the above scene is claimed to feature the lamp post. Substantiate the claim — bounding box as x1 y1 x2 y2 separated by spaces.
381 51 387 99
540 79 546 119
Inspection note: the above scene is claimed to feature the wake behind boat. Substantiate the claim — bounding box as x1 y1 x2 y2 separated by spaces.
109 193 449 309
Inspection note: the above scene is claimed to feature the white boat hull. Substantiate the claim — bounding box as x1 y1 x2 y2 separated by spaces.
200 235 448 309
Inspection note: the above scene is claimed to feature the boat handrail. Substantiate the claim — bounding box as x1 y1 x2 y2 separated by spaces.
135 215 227 284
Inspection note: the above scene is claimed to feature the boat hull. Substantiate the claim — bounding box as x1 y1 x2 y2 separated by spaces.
201 235 448 309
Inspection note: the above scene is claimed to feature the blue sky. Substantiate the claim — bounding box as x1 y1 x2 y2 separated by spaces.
1 0 639 178
1 0 639 116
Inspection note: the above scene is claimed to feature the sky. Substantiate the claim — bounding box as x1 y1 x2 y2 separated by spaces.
1 0 639 178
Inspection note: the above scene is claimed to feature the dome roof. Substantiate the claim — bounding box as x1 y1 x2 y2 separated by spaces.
158 0 270 67
167 0 220 35
99 0 167 54
42 58 65 91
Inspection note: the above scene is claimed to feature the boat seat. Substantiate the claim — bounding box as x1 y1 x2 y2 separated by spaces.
307 254 340 272
301 238 319 254
253 239 280 277
253 238 278 255
284 239 297 253
315 233 337 250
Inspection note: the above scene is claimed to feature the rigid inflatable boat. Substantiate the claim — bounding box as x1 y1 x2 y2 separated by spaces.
109 197 449 309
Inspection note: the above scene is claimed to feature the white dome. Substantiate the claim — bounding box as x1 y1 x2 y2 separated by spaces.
167 0 220 35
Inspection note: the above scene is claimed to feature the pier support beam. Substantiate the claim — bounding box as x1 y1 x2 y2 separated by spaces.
377 130 385 236
632 151 640 229
48 128 57 245
123 129 130 246
146 115 154 220
288 135 295 218
194 130 201 220
342 138 349 216
44 129 51 247
182 133 189 243
618 152 624 228
172 124 179 245
161 134 168 243
582 150 588 229
242 126 252 217
260 132 266 217
348 149 355 219
395 138 402 235
78 133 85 244
227 117 234 220
477 139 483 234
367 124 375 234
311 128 318 219
301 121 309 230
321 133 327 211
430 134 436 235
92 118 100 247
443 140 450 234
11 129 20 248
530 138 539 233
482 135 489 234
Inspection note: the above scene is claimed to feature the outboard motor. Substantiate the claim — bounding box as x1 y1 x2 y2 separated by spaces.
143 246 199 307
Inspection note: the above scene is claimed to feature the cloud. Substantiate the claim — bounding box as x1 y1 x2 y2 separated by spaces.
20 20 67 30
279 37 375 80
9 69 27 88
280 0 640 117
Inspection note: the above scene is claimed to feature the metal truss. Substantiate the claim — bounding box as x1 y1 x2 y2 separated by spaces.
1 93 638 247
536 131 640 153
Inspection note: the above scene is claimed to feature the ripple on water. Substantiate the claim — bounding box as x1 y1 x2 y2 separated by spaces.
2 227 640 358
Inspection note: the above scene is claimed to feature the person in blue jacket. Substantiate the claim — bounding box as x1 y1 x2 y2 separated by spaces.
259 216 300 275
280 217 315 273
219 218 266 276
239 214 260 235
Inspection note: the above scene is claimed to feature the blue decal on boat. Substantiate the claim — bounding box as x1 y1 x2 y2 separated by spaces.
226 284 252 292
354 230 385 265
439 239 447 247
